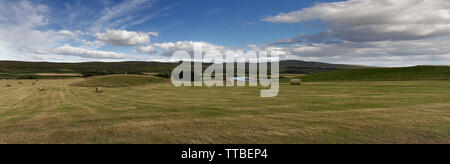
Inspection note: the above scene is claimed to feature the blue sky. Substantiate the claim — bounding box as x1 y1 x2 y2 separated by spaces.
1 0 450 66
40 0 334 47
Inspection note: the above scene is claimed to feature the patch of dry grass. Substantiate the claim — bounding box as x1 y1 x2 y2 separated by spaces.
0 79 448 144
70 75 168 87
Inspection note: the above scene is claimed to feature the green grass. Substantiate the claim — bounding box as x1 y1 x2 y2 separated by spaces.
300 66 450 82
0 73 82 79
0 60 364 75
0 61 178 73
0 78 448 144
70 75 168 87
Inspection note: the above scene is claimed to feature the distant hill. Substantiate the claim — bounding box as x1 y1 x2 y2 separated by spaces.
0 61 177 73
0 60 364 75
1 61 448 81
300 66 450 82
279 60 364 74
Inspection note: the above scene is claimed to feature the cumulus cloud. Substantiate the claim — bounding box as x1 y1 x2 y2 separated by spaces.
53 45 127 59
95 29 154 46
57 30 77 37
136 41 261 63
263 0 450 42
137 41 229 56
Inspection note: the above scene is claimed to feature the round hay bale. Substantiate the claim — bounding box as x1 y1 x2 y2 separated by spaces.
290 79 302 85
39 85 45 91
6 84 12 87
18 82 23 84
32 82 36 85
96 87 104 93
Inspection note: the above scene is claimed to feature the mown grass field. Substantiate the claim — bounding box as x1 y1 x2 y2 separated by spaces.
71 74 168 87
0 76 448 144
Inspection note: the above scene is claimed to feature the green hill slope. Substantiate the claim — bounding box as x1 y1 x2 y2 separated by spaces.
300 66 450 82
0 60 363 75
0 61 177 73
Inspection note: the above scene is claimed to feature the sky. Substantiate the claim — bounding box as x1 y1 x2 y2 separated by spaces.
0 0 450 66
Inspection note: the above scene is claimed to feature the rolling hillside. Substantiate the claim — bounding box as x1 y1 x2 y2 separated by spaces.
278 60 364 74
0 60 363 73
300 66 450 82
0 61 177 73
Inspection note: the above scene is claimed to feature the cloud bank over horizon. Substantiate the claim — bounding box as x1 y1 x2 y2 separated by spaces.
262 0 450 66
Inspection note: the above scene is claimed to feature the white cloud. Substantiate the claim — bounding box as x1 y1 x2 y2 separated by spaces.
147 32 159 37
263 0 450 42
259 0 450 66
136 41 257 63
137 41 229 56
91 0 156 32
95 29 154 46
0 0 65 61
137 41 286 63
253 38 450 66
0 0 49 27
57 30 77 37
0 0 159 62
82 40 103 47
135 39 450 66
53 45 127 59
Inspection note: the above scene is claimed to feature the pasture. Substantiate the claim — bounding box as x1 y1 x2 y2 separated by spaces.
0 76 448 143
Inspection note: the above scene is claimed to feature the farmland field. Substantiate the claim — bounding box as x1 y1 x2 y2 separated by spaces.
0 77 448 144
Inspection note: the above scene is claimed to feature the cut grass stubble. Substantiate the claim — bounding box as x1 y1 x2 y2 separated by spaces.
0 76 448 144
